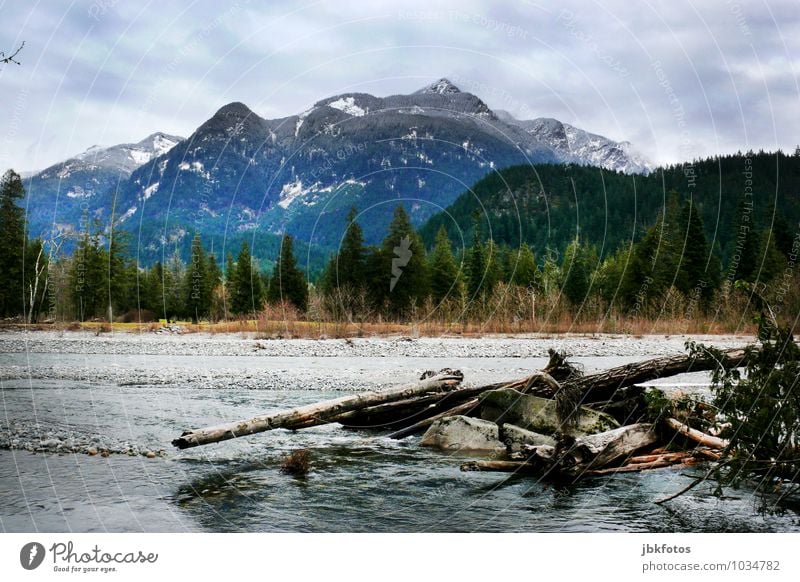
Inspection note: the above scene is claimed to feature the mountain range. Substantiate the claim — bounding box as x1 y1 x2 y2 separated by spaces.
20 78 651 265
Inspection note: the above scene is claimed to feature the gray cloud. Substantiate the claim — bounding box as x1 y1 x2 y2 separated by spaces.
1 0 798 172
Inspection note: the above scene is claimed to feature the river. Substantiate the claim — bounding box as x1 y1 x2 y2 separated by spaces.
1 331 798 532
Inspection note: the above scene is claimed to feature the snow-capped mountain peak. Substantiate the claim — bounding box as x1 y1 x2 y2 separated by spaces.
501 114 652 174
414 77 462 95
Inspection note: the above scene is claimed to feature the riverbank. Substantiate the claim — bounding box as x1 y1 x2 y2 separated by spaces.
0 311 758 339
0 329 753 358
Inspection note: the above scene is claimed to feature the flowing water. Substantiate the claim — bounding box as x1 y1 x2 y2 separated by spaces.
1 336 799 533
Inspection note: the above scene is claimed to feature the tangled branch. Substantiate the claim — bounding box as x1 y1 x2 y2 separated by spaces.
1 41 25 65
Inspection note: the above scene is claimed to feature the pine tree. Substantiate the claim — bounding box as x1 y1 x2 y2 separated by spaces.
428 225 461 304
184 233 210 323
466 219 486 300
223 252 236 318
108 226 132 319
677 200 719 304
380 206 429 316
163 247 185 321
507 243 538 289
654 192 684 294
771 215 794 260
561 239 591 305
267 234 308 311
728 195 759 283
335 206 366 290
619 220 661 310
483 240 505 296
363 246 387 311
206 250 222 320
0 170 26 317
143 262 165 318
69 223 107 320
758 231 787 284
597 245 631 305
231 241 264 316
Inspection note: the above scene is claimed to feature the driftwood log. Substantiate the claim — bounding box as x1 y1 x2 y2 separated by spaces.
389 348 748 440
172 371 463 449
586 453 692 475
172 347 750 450
570 348 748 403
663 417 729 450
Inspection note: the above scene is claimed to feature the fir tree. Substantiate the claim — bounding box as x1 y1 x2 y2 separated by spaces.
482 240 505 296
69 223 107 320
206 250 222 320
757 231 787 284
143 262 165 317
597 245 631 305
0 170 26 316
184 233 210 323
107 225 132 319
561 239 591 305
163 247 185 321
771 215 794 260
507 243 538 289
230 241 264 316
335 206 366 290
223 252 236 318
677 199 719 304
428 225 461 304
466 218 486 300
728 195 759 283
267 234 308 311
380 206 429 316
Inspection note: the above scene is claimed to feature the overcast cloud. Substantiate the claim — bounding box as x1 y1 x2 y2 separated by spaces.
1 0 798 172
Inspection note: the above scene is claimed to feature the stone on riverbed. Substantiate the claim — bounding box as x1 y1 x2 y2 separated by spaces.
420 416 505 453
479 389 619 437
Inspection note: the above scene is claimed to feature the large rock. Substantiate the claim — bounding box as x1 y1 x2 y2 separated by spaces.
479 389 619 437
420 416 505 453
500 424 556 451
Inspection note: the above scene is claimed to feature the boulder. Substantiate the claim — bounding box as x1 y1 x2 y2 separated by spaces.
479 389 619 437
420 416 505 453
500 424 556 451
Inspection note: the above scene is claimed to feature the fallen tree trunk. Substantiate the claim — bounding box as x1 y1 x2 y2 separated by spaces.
338 381 508 430
664 417 729 450
570 348 748 403
586 455 690 475
333 392 459 429
171 347 750 451
374 376 539 439
627 451 690 464
172 371 463 449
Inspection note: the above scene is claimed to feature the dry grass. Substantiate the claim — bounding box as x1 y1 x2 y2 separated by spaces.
281 449 311 476
1 314 755 338
0 317 735 338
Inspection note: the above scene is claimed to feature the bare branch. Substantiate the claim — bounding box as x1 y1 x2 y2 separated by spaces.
1 41 25 65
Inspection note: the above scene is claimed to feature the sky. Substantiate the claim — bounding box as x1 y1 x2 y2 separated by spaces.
1 0 798 172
